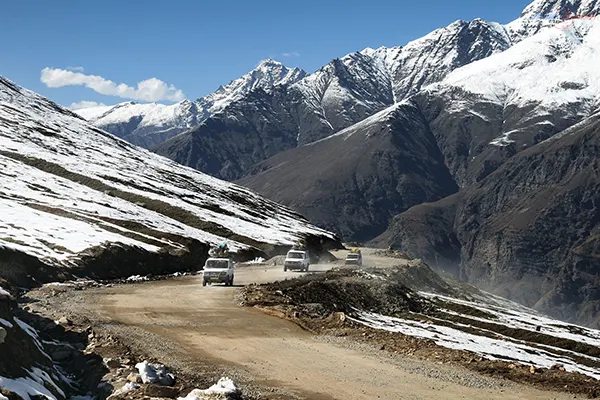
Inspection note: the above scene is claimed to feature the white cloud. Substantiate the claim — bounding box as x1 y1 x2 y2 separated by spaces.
282 51 300 57
69 100 106 110
67 66 85 72
40 68 186 102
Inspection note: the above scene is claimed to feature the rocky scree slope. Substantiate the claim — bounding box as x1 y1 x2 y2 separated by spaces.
0 75 339 287
75 60 306 149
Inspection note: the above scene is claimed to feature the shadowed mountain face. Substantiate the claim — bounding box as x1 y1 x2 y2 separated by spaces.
238 102 458 241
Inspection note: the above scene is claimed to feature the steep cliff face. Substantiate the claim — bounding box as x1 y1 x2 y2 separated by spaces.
377 111 600 327
454 112 600 326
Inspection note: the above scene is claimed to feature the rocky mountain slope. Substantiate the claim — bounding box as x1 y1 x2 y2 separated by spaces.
75 60 306 148
379 110 600 327
240 3 600 235
240 14 600 241
0 75 339 287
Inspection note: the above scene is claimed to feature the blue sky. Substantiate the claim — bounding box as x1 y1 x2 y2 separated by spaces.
0 0 532 109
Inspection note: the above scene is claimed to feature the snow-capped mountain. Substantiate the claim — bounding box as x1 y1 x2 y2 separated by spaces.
197 58 306 115
287 18 512 145
75 99 202 148
154 18 515 180
421 16 600 187
79 0 600 156
74 59 306 148
0 75 338 285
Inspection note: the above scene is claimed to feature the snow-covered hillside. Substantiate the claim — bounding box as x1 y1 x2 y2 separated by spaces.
74 60 305 148
353 289 600 380
434 17 600 147
0 75 336 271
507 0 600 41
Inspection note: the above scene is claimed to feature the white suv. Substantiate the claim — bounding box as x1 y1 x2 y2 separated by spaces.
284 250 310 272
202 258 235 286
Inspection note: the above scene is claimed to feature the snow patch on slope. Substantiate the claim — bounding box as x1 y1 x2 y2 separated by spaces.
350 289 600 380
443 19 600 108
351 310 600 379
0 371 60 400
0 286 11 298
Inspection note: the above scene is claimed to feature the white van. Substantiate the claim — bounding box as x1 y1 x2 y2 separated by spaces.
284 250 310 272
202 258 235 286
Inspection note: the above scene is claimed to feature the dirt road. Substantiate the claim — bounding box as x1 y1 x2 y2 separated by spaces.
76 249 576 400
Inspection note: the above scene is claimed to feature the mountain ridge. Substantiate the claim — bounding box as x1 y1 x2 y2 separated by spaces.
74 59 306 148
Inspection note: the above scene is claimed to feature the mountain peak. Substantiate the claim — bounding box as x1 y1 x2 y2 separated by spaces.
507 0 599 42
257 58 283 67
521 0 600 18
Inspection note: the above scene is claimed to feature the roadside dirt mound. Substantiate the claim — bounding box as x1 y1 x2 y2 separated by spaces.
371 248 412 260
242 268 430 317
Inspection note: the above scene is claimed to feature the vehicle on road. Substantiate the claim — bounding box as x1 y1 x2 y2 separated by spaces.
345 249 362 266
284 249 310 272
202 257 235 286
